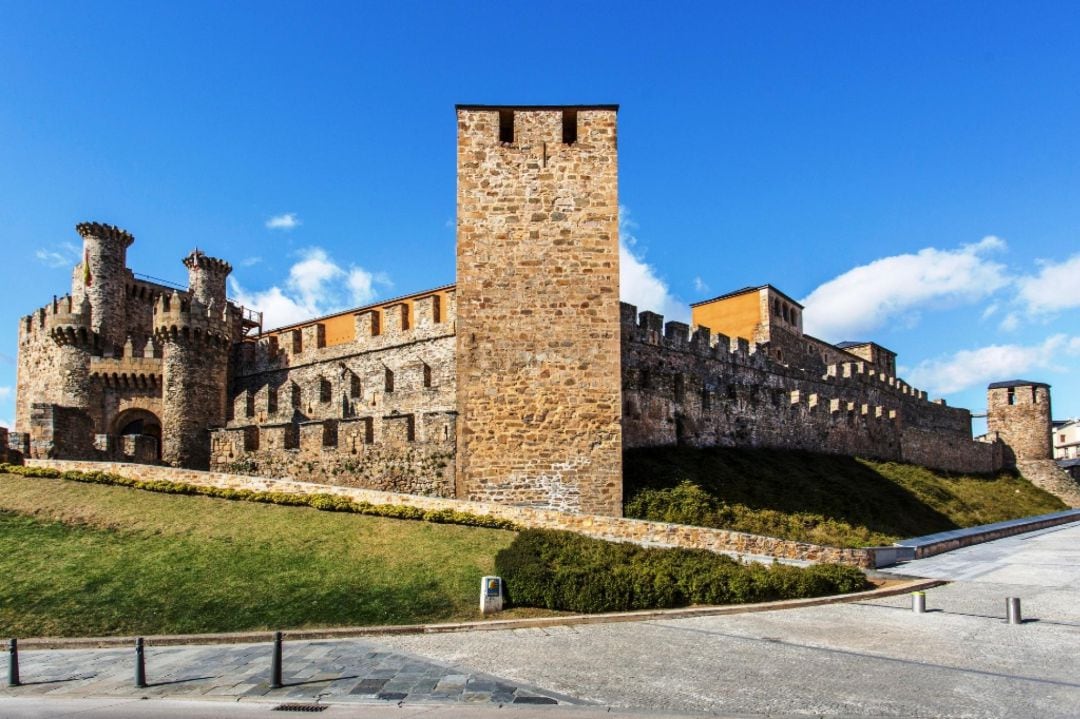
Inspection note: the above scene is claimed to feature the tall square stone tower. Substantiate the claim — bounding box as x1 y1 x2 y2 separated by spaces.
455 105 622 515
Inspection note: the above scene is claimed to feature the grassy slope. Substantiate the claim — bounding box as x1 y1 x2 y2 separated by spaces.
624 447 1067 547
0 473 515 637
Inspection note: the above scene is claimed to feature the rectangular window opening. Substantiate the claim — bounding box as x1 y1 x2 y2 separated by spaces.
499 109 514 144
562 109 578 144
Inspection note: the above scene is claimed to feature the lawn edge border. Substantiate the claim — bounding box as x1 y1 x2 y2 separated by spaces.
14 578 945 650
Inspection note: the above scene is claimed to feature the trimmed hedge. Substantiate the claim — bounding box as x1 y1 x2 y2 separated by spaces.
0 463 517 531
495 528 869 613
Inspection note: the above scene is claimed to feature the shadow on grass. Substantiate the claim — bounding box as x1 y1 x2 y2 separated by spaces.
623 446 960 541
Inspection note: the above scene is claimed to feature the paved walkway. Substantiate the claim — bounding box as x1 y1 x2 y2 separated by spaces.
2 639 578 706
4 521 1080 718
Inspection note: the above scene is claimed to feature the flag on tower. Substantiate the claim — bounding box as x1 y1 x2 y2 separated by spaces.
83 247 92 287
192 247 201 270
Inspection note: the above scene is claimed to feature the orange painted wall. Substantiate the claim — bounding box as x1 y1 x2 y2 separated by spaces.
260 288 452 349
691 290 762 342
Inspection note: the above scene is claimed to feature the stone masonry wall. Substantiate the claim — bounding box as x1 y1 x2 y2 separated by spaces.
621 304 1000 474
211 290 457 497
455 106 623 515
26 459 879 568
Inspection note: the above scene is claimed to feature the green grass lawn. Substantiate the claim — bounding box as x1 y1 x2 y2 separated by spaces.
624 447 1068 547
0 473 516 637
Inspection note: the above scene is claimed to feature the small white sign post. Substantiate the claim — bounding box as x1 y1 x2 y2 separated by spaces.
480 575 503 615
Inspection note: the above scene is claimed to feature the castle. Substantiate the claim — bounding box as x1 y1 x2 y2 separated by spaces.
11 105 1063 515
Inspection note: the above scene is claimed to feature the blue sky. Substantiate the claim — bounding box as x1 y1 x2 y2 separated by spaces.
2 1 1079 431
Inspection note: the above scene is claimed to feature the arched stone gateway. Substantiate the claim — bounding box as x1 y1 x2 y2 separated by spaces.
112 408 162 462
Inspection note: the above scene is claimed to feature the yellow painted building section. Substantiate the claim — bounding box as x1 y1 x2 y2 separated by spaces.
321 312 356 346
691 290 762 342
261 288 453 348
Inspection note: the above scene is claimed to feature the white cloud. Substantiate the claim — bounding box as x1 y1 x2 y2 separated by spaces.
347 267 393 306
619 206 687 322
0 386 11 400
693 276 710 295
265 213 301 230
239 256 263 267
907 334 1078 395
1016 254 1080 315
800 236 1009 340
34 241 81 268
230 247 391 329
999 312 1020 332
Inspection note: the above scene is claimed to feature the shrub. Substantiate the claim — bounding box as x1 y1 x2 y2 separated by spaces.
494 528 868 613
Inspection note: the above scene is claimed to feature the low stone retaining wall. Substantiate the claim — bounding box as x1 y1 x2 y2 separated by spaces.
22 459 876 569
894 509 1080 560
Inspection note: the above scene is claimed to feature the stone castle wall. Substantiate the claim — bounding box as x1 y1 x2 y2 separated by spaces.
210 290 457 496
454 106 623 515
620 305 1001 474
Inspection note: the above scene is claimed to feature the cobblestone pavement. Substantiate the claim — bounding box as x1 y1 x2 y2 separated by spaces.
1 639 582 707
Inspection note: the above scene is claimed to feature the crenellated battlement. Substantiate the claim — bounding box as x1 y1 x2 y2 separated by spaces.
152 290 230 347
76 221 134 248
182 251 231 276
40 294 96 348
620 301 945 409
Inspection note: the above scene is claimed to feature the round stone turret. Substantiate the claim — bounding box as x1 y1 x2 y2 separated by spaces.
47 294 96 350
153 289 230 469
152 290 230 347
986 380 1053 466
74 222 135 350
183 250 231 312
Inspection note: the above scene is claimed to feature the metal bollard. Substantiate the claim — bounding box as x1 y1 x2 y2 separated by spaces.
7 638 19 687
270 631 283 689
135 637 147 688
1007 597 1022 625
912 591 926 614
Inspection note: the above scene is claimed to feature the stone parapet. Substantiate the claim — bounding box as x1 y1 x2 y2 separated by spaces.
89 356 163 388
621 302 996 474
153 291 230 347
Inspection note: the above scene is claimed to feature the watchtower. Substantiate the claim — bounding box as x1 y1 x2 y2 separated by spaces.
153 252 234 469
454 105 622 515
184 250 231 310
73 222 134 351
986 380 1053 465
